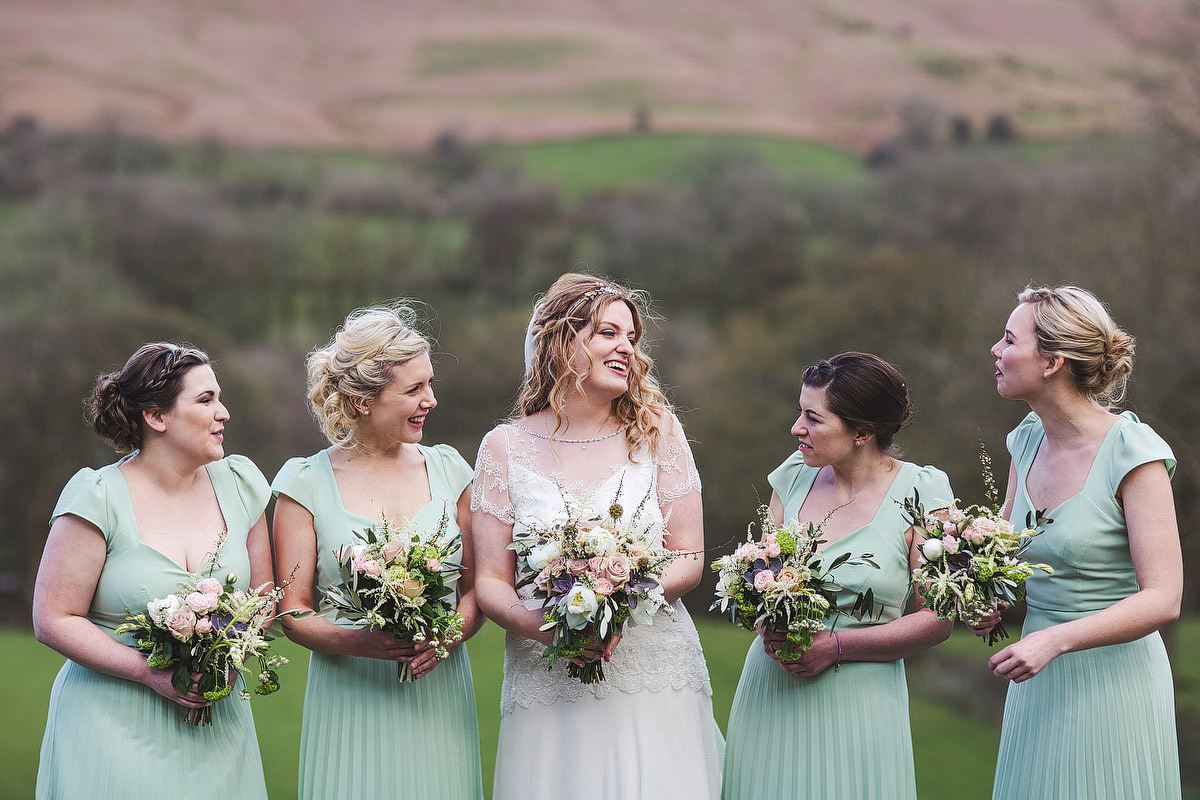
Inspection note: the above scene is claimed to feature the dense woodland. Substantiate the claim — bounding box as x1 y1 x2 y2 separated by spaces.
0 118 1197 636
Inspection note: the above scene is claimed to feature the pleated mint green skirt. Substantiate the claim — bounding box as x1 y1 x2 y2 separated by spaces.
298 644 483 800
992 607 1180 800
722 638 916 800
37 659 267 799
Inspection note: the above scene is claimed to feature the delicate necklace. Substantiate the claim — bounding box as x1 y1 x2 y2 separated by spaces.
514 423 623 449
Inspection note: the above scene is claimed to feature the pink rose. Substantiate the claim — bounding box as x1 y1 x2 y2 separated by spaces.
753 570 775 592
941 534 960 555
603 554 631 587
194 616 213 634
972 517 998 535
593 577 615 596
588 556 606 575
354 557 382 576
962 527 985 546
947 507 967 523
568 559 590 575
762 533 781 558
534 566 554 592
425 557 442 572
185 591 219 615
734 543 761 561
381 539 408 565
195 578 223 595
166 609 197 641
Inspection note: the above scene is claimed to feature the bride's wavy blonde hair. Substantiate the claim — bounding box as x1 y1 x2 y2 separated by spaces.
515 272 670 456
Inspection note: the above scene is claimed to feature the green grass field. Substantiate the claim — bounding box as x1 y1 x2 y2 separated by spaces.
6 617 1196 799
488 132 869 197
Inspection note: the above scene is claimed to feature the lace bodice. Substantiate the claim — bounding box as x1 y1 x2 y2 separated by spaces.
472 415 712 712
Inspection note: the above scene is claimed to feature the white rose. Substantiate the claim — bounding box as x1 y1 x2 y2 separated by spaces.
147 593 184 624
627 593 662 626
584 528 618 557
562 584 599 630
526 540 563 573
920 538 946 561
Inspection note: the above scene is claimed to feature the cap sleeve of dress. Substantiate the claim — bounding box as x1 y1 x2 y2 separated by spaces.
271 456 318 516
428 444 474 500
908 464 954 511
1005 411 1043 467
655 412 703 510
50 467 113 542
1109 412 1176 485
472 427 515 525
767 450 808 502
222 454 271 527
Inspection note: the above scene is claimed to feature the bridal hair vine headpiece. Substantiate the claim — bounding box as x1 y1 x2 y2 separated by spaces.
566 283 625 317
523 283 628 374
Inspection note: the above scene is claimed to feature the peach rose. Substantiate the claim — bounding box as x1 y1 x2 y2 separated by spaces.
397 577 426 599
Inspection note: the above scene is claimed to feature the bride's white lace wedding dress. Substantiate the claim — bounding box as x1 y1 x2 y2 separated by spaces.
473 415 723 800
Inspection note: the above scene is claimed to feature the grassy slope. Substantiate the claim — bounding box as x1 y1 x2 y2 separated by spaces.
8 617 1199 798
492 132 868 196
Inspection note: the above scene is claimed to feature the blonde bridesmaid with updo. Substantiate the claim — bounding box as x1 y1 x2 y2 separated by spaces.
271 305 485 800
985 285 1182 799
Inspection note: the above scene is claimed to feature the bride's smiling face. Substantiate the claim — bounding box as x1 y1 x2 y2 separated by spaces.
568 300 637 401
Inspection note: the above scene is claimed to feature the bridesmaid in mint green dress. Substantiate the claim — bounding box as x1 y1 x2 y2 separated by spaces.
987 287 1182 799
33 343 273 799
723 353 954 800
272 306 484 800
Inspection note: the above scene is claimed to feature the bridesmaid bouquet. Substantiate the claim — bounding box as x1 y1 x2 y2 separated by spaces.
323 506 466 681
115 534 291 726
902 451 1053 645
509 484 678 684
710 505 879 661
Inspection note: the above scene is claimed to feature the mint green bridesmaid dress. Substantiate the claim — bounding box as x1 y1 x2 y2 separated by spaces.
36 455 270 799
722 453 953 800
272 444 483 800
992 411 1181 799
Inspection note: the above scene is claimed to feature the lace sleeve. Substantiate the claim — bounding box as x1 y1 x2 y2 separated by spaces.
655 412 703 511
471 427 517 525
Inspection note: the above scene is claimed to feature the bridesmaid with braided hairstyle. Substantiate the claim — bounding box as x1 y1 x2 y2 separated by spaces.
33 343 272 799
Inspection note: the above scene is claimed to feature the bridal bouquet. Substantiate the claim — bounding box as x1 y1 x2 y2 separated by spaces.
115 534 290 726
902 451 1053 645
711 505 879 661
323 506 466 681
509 484 678 684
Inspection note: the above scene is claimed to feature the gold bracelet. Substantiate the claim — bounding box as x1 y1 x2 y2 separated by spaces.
507 601 525 612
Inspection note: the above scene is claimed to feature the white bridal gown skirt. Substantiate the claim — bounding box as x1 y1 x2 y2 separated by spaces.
493 682 724 800
492 601 724 800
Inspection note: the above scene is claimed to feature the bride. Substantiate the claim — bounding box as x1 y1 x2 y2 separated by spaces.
473 273 723 800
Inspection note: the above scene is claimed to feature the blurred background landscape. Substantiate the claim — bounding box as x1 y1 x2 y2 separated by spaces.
1 0 1198 797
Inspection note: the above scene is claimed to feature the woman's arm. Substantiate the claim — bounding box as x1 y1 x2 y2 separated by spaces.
655 413 706 603
271 494 419 662
473 504 553 647
764 523 953 676
659 483 705 603
32 515 209 708
989 460 1181 682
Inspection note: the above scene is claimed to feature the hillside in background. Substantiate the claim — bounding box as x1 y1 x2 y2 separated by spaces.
0 0 1188 151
